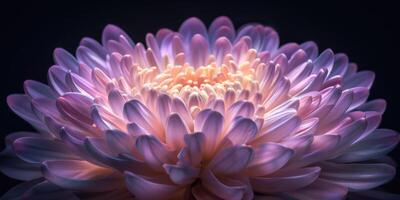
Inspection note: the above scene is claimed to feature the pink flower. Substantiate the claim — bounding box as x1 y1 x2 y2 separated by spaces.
1 16 399 199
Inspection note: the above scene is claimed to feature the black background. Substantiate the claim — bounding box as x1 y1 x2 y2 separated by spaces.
0 0 399 197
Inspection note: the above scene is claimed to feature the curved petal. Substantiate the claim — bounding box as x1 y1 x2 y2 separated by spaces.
0 147 41 181
319 162 395 190
42 160 122 192
135 135 175 171
250 167 321 193
195 110 224 155
12 137 79 163
333 129 399 163
246 143 294 176
163 164 200 185
200 170 247 200
225 117 258 145
166 113 189 149
179 17 208 43
285 179 348 200
53 48 79 73
125 171 181 199
208 145 253 175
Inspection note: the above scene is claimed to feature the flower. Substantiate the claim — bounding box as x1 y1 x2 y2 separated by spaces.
1 16 399 200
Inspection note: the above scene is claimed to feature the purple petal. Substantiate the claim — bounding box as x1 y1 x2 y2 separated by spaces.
190 34 209 67
344 71 375 89
166 113 189 149
183 132 205 166
80 37 107 59
76 46 106 70
225 117 258 145
312 49 334 73
24 80 57 100
84 137 145 172
123 99 162 138
355 99 386 113
300 41 319 60
196 110 224 155
135 135 175 171
7 94 47 132
0 146 41 181
201 170 247 200
125 171 180 199
329 53 349 78
53 48 79 73
179 17 208 43
286 179 348 200
214 37 232 66
208 145 253 174
105 129 133 155
250 167 321 193
48 65 71 94
156 93 172 124
107 89 125 116
320 162 395 190
333 129 399 162
42 160 122 192
12 137 78 163
246 143 294 176
163 164 200 185
102 24 133 47
228 101 255 119
209 16 235 42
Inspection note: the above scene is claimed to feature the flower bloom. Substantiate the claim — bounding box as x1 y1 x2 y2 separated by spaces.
1 16 399 199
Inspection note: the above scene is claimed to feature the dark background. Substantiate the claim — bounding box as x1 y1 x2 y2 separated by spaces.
0 0 399 197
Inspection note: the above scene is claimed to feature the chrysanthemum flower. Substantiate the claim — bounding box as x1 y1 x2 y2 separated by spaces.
1 16 399 200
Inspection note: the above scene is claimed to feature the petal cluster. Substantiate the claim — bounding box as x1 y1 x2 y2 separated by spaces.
1 16 399 199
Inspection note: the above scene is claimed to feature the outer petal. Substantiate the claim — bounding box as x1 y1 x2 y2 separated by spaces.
208 145 253 175
200 170 247 200
319 162 395 190
246 143 294 176
285 179 348 200
333 129 399 163
225 117 258 145
125 171 181 199
42 160 122 192
12 137 78 163
165 113 189 149
250 167 321 193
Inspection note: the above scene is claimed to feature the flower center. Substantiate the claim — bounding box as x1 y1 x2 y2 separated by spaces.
142 62 258 98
